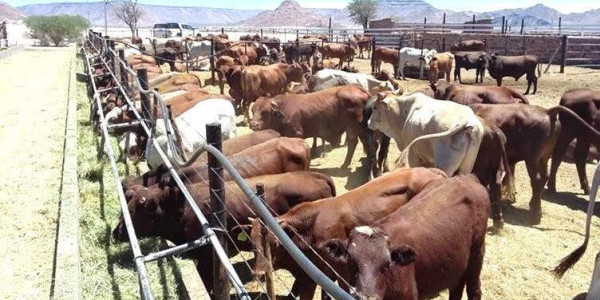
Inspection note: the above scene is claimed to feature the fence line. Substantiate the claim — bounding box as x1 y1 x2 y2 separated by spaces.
86 30 355 299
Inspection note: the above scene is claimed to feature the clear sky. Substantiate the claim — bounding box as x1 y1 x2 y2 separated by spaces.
8 0 599 14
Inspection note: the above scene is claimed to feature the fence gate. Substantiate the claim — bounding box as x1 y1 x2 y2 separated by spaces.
566 36 600 68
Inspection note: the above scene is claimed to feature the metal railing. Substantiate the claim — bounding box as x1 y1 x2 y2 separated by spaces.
85 30 355 299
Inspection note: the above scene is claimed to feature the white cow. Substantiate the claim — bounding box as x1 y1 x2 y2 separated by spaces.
367 92 483 176
145 98 236 169
397 47 438 80
312 69 402 95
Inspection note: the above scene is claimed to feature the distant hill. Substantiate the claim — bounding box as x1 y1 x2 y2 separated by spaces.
16 0 600 28
18 1 264 27
241 0 342 28
0 2 25 21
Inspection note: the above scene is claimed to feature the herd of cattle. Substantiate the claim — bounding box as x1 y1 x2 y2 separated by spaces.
86 32 600 299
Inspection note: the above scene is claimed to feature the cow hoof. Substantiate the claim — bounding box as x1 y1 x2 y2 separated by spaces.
493 219 504 230
530 213 541 225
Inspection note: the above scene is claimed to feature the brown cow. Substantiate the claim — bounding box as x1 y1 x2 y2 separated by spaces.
431 82 529 105
471 103 600 224
319 175 489 300
373 47 398 76
153 73 202 94
354 34 371 59
249 85 370 168
319 43 356 67
123 137 310 188
549 89 600 194
222 43 268 65
113 171 335 295
487 54 541 95
450 39 487 52
428 52 454 84
372 70 403 93
215 55 248 95
239 63 305 124
243 168 446 300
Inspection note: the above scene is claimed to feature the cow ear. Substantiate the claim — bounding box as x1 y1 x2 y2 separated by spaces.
390 245 416 266
318 239 349 264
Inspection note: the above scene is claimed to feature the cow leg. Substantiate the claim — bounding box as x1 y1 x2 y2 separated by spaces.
454 68 461 83
574 137 592 195
378 135 391 173
242 100 251 125
311 136 318 155
464 243 485 300
548 131 576 193
433 141 466 176
496 78 502 87
449 276 467 300
526 159 546 225
400 65 407 81
532 74 538 94
293 277 318 300
490 180 504 229
341 129 359 169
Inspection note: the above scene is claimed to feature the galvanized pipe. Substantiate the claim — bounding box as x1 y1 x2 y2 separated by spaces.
143 236 210 263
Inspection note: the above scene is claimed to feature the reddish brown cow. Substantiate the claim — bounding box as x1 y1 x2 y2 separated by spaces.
113 171 336 295
549 89 600 194
320 175 489 300
428 52 454 84
431 82 529 105
471 103 600 224
373 47 399 76
221 43 268 65
153 73 202 94
242 168 446 300
249 85 370 168
123 137 310 188
450 39 487 52
354 34 371 59
239 63 305 124
319 43 356 67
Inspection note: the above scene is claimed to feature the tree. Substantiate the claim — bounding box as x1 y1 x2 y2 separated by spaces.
114 0 144 38
347 0 378 29
24 15 89 46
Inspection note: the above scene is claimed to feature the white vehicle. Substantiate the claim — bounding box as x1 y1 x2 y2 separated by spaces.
152 23 195 38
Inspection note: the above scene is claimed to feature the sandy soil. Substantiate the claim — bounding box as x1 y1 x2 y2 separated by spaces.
195 57 600 299
0 47 73 299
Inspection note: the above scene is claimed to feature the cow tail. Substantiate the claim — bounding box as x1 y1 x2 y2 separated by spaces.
397 124 466 169
554 163 600 278
496 129 516 202
548 106 600 140
240 68 249 107
537 61 542 79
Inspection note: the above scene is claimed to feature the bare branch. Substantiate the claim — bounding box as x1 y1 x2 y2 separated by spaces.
113 0 144 38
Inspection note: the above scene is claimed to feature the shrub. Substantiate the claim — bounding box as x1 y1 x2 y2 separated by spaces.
24 15 89 47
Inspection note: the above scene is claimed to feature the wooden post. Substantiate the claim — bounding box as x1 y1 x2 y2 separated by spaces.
296 29 299 40
371 39 376 73
260 28 263 39
442 38 446 52
520 19 525 35
210 40 215 83
118 50 128 87
328 17 332 41
256 183 276 300
395 37 402 78
137 68 150 119
442 12 446 33
501 16 506 34
207 123 229 300
558 17 562 34
419 39 425 79
472 15 476 31
560 34 568 73
221 27 224 34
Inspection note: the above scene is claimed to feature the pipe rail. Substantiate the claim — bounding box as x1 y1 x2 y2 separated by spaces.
87 30 355 299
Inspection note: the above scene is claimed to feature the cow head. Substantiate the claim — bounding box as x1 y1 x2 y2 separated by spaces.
367 94 397 137
118 131 145 164
319 226 417 300
112 185 181 242
422 49 437 66
287 63 306 83
250 97 284 131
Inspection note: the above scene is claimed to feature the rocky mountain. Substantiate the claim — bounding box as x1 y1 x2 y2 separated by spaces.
241 0 341 28
15 0 600 28
0 1 25 21
18 1 264 27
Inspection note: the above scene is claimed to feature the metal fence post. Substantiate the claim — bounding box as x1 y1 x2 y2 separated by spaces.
210 40 215 83
520 19 525 35
296 29 299 40
371 39 376 73
260 28 263 39
560 34 568 73
207 123 229 300
396 37 402 78
472 15 476 31
501 16 506 34
137 68 151 123
256 183 276 300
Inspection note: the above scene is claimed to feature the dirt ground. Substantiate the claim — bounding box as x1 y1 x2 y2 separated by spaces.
0 47 73 299
195 57 600 299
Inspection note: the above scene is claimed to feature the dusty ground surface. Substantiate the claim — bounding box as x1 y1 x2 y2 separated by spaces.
0 47 73 299
194 57 600 299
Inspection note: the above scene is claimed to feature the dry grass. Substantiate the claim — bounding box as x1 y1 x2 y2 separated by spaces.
194 58 600 299
76 56 189 299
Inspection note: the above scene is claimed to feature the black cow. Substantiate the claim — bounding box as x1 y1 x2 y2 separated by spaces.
454 51 487 83
487 54 541 95
283 41 317 64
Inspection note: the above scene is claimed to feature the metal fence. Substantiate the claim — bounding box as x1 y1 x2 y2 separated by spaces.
85 30 356 299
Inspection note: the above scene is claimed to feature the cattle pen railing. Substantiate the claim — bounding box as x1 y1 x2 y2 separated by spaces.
84 30 355 299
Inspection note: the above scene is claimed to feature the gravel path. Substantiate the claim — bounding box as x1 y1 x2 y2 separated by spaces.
0 47 73 299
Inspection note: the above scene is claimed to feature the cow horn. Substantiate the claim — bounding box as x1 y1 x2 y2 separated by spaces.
270 101 278 108
247 217 256 223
